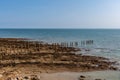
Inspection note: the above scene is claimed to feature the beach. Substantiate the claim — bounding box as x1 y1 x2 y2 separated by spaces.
0 38 119 80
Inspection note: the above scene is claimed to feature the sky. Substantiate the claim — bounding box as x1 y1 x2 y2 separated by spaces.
0 0 120 28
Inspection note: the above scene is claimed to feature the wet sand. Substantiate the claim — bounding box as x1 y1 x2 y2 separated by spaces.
38 71 120 80
0 70 120 80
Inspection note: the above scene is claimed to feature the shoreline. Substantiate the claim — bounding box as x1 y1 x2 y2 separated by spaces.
0 70 120 80
0 38 119 80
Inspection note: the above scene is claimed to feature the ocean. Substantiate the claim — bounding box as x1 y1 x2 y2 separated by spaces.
0 29 120 61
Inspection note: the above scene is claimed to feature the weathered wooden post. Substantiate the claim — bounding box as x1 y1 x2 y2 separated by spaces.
12 45 14 54
25 41 28 53
75 42 78 47
66 42 68 48
38 42 40 52
54 43 57 53
20 44 22 54
36 42 39 53
70 42 72 47
64 42 66 47
34 42 37 53
27 41 29 54
16 41 18 54
9 44 11 54
23 42 25 53
91 40 94 44
6 43 9 54
13 41 16 54
62 42 64 47
60 42 63 47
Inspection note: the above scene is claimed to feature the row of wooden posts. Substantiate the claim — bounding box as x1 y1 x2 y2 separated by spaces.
58 40 94 47
0 40 94 54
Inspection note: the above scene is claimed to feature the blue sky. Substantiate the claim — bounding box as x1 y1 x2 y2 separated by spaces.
0 0 120 28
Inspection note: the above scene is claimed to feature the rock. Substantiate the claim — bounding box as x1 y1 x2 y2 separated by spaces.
30 75 40 80
79 79 84 80
79 75 86 80
6 77 11 80
80 75 86 78
110 67 118 70
95 79 102 80
24 76 29 79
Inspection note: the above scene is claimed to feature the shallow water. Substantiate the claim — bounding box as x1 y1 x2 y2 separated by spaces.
40 71 120 80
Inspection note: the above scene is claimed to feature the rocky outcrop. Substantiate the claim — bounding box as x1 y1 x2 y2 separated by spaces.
0 38 118 80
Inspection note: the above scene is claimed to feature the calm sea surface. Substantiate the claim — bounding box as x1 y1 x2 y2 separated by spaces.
0 29 120 61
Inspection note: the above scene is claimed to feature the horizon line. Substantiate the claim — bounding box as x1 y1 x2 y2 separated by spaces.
0 28 120 29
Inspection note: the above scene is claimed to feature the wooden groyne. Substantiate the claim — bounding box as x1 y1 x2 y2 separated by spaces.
0 38 94 55
0 38 77 59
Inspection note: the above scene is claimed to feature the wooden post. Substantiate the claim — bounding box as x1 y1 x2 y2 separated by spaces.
38 42 40 52
20 44 22 54
34 41 36 53
9 44 11 54
75 42 78 47
27 41 29 53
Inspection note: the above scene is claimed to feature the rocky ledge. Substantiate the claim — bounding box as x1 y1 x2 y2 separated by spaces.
0 38 118 80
